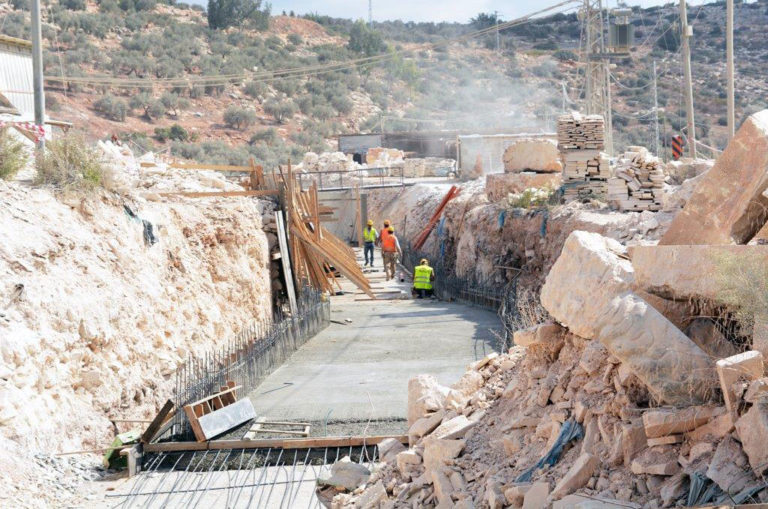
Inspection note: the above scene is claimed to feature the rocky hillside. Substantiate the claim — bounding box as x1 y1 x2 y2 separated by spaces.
2 0 767 165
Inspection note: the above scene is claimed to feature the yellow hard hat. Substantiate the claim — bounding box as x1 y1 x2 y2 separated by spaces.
420 258 428 265
384 220 391 226
388 226 394 233
367 219 374 226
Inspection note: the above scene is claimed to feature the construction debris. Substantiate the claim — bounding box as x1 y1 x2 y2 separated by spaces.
557 113 610 202
607 147 665 211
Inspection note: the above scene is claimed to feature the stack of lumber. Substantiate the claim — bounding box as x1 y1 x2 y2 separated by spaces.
283 170 375 299
607 147 665 211
557 113 610 202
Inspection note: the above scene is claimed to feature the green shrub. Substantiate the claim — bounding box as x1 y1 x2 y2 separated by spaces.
310 104 335 120
61 0 87 10
244 80 268 99
250 127 279 144
287 33 302 46
207 0 270 30
263 99 297 124
223 106 257 129
154 124 190 142
35 133 110 191
553 49 577 61
347 20 386 56
507 187 554 209
330 94 353 115
93 94 128 121
0 128 28 181
716 254 768 333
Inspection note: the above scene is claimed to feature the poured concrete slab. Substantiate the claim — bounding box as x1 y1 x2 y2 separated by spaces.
660 109 768 245
247 270 501 422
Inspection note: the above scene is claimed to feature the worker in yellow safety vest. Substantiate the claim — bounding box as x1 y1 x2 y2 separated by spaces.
363 220 377 267
413 258 435 299
380 226 402 281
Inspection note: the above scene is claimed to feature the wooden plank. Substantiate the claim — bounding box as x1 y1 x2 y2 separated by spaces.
140 400 175 444
275 211 299 316
144 434 408 453
197 398 257 441
159 190 279 198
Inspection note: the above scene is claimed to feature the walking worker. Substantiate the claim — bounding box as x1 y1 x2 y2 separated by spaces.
378 219 392 246
413 258 435 299
381 226 402 281
363 220 377 267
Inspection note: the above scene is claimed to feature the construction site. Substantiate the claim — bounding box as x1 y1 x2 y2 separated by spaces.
3 0 768 508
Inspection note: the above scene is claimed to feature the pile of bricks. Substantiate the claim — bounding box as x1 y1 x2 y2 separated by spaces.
557 113 610 202
607 147 665 211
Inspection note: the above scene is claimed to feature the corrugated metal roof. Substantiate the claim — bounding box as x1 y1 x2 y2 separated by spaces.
0 41 34 121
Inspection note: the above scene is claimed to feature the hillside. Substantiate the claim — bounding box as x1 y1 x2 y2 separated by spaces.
2 0 768 165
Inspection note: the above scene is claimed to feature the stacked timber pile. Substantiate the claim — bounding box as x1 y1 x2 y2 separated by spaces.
607 147 665 211
557 113 610 202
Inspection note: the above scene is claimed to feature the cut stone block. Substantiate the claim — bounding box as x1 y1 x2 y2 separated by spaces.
540 231 715 405
620 422 647 466
647 435 683 447
716 350 764 417
396 450 421 474
631 245 768 302
685 412 733 441
503 138 562 173
660 109 768 245
734 403 768 476
408 375 449 426
513 322 564 348
550 453 598 500
642 406 725 438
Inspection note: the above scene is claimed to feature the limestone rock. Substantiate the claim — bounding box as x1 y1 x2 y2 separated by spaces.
377 438 406 463
630 446 680 476
550 453 598 500
422 437 465 476
660 472 688 507
620 421 647 466
432 415 476 440
453 370 484 396
432 468 454 505
660 109 768 245
684 318 739 359
503 139 562 173
505 484 531 507
642 406 725 438
353 480 387 508
553 495 641 508
717 350 764 417
318 457 371 491
686 412 734 441
522 481 550 509
744 378 768 403
408 410 445 444
486 173 562 202
631 245 768 302
396 450 422 474
706 436 753 494
734 403 768 475
408 375 449 426
541 231 715 405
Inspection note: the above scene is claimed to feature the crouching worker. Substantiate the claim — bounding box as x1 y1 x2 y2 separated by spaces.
413 258 435 299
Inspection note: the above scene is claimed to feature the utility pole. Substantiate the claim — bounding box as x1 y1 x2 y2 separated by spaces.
582 0 613 155
368 0 373 28
652 60 661 157
679 0 696 158
495 11 500 53
31 0 46 152
726 0 735 140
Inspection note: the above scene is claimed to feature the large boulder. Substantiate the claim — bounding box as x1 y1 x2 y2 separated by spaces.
408 375 449 426
540 231 715 405
503 139 562 173
660 109 768 245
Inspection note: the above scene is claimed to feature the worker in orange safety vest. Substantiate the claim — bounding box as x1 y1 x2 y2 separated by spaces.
380 226 402 281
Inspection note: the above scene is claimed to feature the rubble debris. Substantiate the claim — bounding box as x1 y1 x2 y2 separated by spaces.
734 403 768 475
607 147 665 212
408 375 449 426
716 351 764 417
502 139 562 173
522 481 550 509
557 113 610 202
642 406 725 438
550 452 598 499
540 231 715 404
705 436 754 494
629 446 680 476
485 172 561 202
377 437 406 462
660 109 768 245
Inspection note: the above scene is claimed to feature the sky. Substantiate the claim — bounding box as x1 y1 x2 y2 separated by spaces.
188 0 716 24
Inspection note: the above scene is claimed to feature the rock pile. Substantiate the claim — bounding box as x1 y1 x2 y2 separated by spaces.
607 147 665 212
334 231 768 508
557 113 610 203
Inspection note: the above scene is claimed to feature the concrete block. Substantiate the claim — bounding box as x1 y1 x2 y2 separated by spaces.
541 231 716 405
716 350 764 417
642 406 725 438
734 403 768 475
550 453 598 500
660 109 768 245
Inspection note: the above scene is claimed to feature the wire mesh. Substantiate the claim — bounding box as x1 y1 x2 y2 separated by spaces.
166 290 330 440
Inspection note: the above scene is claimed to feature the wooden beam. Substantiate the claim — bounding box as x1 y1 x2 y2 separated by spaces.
275 211 299 316
159 190 279 198
144 434 408 453
169 162 257 172
140 400 174 444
